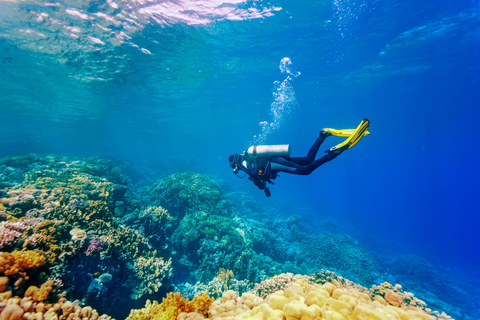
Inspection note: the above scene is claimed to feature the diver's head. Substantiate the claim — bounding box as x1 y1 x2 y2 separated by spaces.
229 154 239 174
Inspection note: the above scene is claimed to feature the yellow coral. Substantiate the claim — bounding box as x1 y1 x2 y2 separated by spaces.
202 275 448 320
216 268 235 292
126 292 214 320
0 250 46 276
32 280 54 301
187 292 214 316
32 220 62 264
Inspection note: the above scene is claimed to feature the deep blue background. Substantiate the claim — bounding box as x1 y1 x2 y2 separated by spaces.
1 0 479 309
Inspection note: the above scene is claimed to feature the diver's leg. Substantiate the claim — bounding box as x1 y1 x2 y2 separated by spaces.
270 149 340 176
278 151 340 176
270 158 302 173
285 131 330 166
294 151 340 175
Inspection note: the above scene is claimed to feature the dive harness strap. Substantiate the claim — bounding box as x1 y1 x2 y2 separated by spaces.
250 157 275 186
233 154 275 185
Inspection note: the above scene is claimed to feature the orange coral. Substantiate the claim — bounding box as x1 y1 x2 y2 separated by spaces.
0 304 24 320
0 250 46 276
385 289 403 307
0 277 8 292
161 292 187 320
18 281 56 304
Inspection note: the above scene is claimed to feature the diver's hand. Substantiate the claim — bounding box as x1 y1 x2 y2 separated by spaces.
264 188 271 197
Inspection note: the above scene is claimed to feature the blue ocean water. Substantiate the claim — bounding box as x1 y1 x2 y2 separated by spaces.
1 0 479 317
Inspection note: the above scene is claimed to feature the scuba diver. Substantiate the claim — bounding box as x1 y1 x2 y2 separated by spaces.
229 118 370 197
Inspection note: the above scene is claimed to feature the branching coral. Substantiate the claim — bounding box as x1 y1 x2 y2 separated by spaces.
0 222 27 249
129 255 173 299
31 220 65 264
194 269 247 300
98 223 153 260
133 206 173 249
85 239 104 256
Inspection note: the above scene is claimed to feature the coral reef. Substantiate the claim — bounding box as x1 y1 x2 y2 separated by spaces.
304 232 379 285
0 155 172 318
129 255 173 299
252 273 314 299
127 273 453 320
0 155 467 319
0 278 115 320
175 268 250 301
148 172 224 221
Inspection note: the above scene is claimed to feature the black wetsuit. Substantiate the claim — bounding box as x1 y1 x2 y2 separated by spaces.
240 133 340 190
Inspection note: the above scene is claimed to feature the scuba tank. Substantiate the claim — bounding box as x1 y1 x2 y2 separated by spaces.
246 145 291 157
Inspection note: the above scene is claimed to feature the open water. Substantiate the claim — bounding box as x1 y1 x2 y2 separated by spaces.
1 0 479 318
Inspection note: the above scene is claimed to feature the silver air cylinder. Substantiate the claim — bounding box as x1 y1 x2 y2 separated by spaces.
246 145 291 157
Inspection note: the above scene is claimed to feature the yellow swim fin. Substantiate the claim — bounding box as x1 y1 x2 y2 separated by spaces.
322 127 371 137
327 118 370 153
